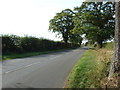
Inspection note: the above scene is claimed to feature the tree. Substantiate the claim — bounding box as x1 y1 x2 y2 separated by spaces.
109 1 120 87
73 2 115 48
49 9 74 44
69 32 83 45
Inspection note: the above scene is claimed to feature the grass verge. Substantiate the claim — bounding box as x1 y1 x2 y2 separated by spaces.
65 49 113 88
2 48 73 61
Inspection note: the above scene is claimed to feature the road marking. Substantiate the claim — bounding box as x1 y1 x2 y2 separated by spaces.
4 61 41 74
50 55 62 60
4 55 62 74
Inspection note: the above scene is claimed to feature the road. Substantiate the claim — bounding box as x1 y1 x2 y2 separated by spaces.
2 48 88 88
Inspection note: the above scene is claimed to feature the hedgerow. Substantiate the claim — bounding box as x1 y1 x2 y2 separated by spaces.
2 34 79 54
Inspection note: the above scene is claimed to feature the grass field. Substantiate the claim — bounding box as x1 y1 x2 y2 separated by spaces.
65 48 113 88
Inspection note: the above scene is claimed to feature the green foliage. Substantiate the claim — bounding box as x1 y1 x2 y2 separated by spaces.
21 36 38 52
2 35 22 54
49 2 115 48
49 9 74 43
69 33 83 45
73 2 115 48
2 34 79 56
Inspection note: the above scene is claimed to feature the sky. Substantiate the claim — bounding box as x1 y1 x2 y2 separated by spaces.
0 0 85 41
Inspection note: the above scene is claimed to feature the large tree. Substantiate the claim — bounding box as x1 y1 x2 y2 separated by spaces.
49 9 74 44
73 2 115 48
109 1 120 87
69 32 83 45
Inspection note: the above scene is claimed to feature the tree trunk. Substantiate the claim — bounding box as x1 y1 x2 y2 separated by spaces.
109 1 120 87
97 40 103 48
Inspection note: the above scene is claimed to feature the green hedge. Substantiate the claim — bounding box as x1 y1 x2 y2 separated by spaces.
2 34 79 54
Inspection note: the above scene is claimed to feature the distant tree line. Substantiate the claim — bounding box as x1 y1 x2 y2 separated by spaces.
2 35 79 54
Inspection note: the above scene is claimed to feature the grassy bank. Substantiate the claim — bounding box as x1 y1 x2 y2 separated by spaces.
2 48 73 61
103 42 114 50
65 49 113 88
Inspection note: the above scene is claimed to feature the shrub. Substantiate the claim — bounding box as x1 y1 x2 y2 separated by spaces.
2 35 22 54
2 34 79 54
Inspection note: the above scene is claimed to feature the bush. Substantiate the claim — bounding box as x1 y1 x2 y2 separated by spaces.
2 35 22 54
2 34 79 54
20 36 41 52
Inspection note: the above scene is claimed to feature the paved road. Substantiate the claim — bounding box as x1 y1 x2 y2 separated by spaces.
2 48 87 88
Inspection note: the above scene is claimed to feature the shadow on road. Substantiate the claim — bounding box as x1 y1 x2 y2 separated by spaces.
18 47 90 59
2 47 90 61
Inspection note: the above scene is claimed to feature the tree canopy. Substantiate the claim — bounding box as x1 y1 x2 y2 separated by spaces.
73 2 115 48
49 9 75 44
49 2 115 48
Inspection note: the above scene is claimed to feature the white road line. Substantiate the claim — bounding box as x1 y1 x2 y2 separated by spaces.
4 55 63 74
4 61 41 74
50 55 62 60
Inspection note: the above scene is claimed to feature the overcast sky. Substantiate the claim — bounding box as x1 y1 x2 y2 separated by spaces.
0 0 85 41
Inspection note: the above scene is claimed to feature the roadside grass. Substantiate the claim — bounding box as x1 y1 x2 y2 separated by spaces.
103 42 114 50
65 49 113 88
2 48 73 61
94 49 113 87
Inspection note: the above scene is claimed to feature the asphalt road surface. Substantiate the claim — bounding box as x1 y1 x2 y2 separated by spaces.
2 47 88 88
